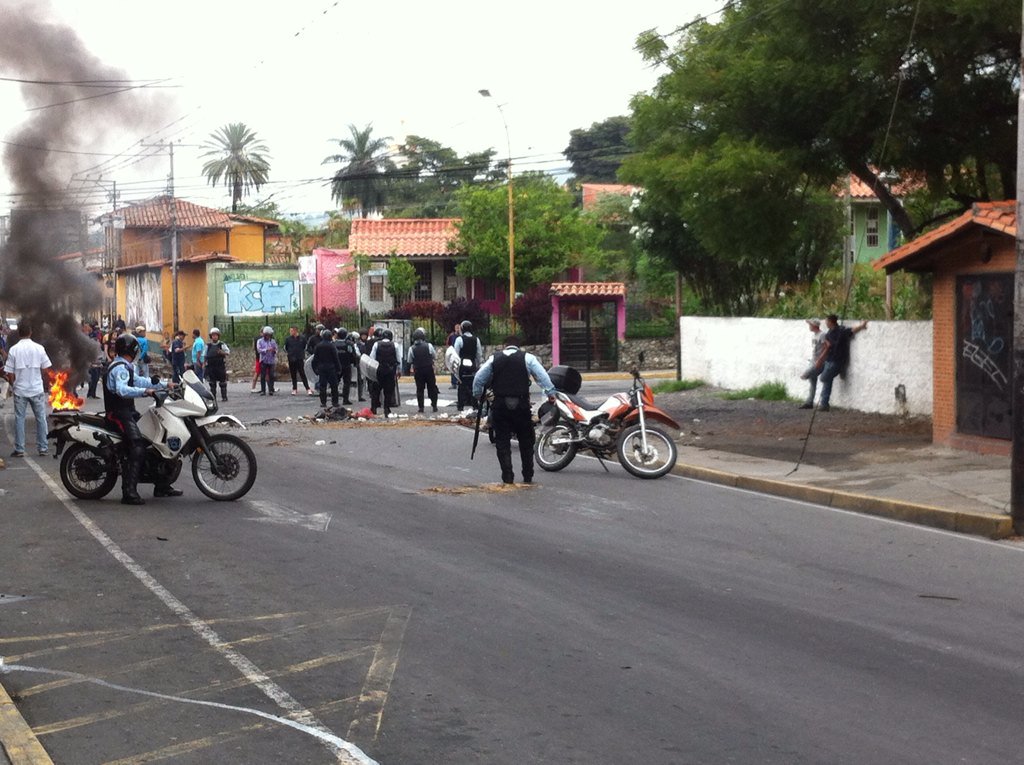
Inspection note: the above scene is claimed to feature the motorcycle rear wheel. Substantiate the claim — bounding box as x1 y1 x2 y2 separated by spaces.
60 444 118 499
617 424 677 479
535 424 578 472
191 434 257 501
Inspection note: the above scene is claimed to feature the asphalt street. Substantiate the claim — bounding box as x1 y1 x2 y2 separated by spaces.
3 386 1024 764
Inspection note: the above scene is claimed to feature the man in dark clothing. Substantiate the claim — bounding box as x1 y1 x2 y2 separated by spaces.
204 328 231 401
814 313 868 412
333 327 356 405
285 325 312 396
473 335 555 484
370 329 399 417
364 327 382 409
169 330 186 383
453 320 483 411
407 327 439 413
104 333 180 505
351 331 367 402
311 329 342 408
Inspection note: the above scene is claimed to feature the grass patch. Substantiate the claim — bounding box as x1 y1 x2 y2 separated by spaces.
720 381 793 401
653 379 706 394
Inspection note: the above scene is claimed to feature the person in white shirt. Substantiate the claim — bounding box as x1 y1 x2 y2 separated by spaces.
2 320 53 457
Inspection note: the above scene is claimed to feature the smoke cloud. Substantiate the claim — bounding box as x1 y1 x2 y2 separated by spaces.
0 2 166 382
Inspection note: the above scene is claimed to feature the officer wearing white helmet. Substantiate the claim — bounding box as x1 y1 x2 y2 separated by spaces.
256 325 278 395
205 327 231 401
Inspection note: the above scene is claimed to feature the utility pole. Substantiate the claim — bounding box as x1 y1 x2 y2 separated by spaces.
168 141 179 333
1011 14 1024 533
479 90 516 322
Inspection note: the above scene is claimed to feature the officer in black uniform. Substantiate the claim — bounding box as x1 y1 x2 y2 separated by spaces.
473 335 555 484
407 327 439 413
369 328 399 417
333 326 355 405
453 320 482 411
104 334 181 505
204 327 230 401
311 329 342 408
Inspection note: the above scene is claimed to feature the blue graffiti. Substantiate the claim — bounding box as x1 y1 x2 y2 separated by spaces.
224 280 297 315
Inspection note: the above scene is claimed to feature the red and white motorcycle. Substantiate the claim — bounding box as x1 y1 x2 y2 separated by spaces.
535 366 680 479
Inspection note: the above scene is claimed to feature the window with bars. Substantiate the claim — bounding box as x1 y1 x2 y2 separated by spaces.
866 207 880 248
413 261 433 302
443 260 459 302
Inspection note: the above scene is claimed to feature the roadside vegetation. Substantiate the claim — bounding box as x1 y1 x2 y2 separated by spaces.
720 382 792 402
653 379 705 394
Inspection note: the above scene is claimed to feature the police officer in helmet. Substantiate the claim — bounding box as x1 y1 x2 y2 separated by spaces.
407 327 439 413
473 335 555 484
104 333 181 505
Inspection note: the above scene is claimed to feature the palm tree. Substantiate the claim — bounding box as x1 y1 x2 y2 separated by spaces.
322 123 393 217
201 123 271 212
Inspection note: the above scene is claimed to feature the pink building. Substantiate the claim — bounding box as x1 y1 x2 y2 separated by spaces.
313 247 357 313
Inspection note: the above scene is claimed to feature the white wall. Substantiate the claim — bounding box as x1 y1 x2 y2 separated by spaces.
680 317 933 416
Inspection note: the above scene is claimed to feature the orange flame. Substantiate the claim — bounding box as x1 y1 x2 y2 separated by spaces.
48 370 84 411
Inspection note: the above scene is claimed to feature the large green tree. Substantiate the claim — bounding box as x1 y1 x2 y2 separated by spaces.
631 0 1018 236
386 135 499 218
200 123 271 212
564 115 632 184
323 123 393 217
453 173 602 292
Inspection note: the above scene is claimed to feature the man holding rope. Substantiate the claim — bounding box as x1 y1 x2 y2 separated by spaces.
814 314 868 412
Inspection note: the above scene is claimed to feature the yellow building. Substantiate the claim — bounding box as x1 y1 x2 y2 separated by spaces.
101 196 278 347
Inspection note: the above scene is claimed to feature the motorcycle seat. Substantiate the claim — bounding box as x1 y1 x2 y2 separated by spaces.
78 412 110 427
564 392 601 411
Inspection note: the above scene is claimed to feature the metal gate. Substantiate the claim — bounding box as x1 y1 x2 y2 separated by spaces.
558 300 618 372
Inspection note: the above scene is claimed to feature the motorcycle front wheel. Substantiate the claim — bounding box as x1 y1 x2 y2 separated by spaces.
191 433 257 501
617 424 677 479
60 443 118 499
535 424 578 472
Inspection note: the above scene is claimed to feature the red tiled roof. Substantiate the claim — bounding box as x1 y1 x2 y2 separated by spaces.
550 282 626 297
874 201 1016 273
349 218 461 257
117 196 232 230
581 183 636 210
846 173 922 200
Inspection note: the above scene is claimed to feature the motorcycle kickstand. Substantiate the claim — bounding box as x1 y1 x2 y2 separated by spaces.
593 451 611 473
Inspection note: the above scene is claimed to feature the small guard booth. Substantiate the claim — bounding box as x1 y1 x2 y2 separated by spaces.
550 282 626 372
874 201 1015 453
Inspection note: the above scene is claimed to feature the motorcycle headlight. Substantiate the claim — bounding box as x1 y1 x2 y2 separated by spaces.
206 397 218 415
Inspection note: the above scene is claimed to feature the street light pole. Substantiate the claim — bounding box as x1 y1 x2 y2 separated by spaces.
479 89 516 320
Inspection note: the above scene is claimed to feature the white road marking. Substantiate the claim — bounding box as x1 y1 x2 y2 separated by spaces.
17 456 377 765
247 500 333 532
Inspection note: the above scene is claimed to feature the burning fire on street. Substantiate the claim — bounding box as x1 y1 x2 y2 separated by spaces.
48 370 83 411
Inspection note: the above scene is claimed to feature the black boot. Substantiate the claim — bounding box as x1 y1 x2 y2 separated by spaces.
497 448 515 484
154 484 183 497
121 459 145 505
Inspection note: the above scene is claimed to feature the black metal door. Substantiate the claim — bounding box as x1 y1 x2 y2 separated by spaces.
956 274 1013 440
559 301 618 372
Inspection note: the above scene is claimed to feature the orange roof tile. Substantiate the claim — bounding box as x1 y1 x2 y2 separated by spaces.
874 201 1016 273
550 282 626 297
117 196 232 230
349 218 461 257
845 173 922 200
581 183 637 210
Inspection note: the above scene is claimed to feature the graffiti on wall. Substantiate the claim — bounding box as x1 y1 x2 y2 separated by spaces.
125 271 161 331
223 275 299 315
956 274 1013 440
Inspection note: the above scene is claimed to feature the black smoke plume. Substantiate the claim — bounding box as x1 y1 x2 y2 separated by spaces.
0 3 165 385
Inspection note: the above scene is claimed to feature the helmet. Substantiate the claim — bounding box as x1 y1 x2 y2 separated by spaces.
114 332 140 360
209 327 220 336
349 331 360 343
382 329 394 341
461 320 472 333
321 329 333 340
337 326 348 337
413 328 426 341
134 325 145 334
373 327 383 338
262 326 274 335
315 323 325 331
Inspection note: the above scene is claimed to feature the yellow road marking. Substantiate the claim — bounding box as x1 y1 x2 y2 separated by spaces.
347 605 412 743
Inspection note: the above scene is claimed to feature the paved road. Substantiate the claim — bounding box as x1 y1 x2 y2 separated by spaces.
3 396 1024 764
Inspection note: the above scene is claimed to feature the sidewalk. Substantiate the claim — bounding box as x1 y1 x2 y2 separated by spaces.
670 443 1013 539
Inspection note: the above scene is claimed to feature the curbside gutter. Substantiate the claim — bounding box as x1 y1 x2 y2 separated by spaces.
671 463 1013 540
0 675 52 765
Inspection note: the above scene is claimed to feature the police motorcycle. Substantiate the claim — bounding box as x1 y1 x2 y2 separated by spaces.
535 365 680 479
49 369 257 501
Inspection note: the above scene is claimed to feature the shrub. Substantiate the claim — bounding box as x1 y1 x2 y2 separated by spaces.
440 297 489 335
387 300 445 321
512 284 552 344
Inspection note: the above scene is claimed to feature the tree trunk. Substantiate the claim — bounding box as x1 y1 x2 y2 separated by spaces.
847 159 914 237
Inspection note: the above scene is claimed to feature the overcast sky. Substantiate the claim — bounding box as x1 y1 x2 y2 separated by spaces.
0 0 719 219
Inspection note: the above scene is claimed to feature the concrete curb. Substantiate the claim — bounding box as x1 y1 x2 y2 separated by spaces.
0 676 52 765
672 463 1013 540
